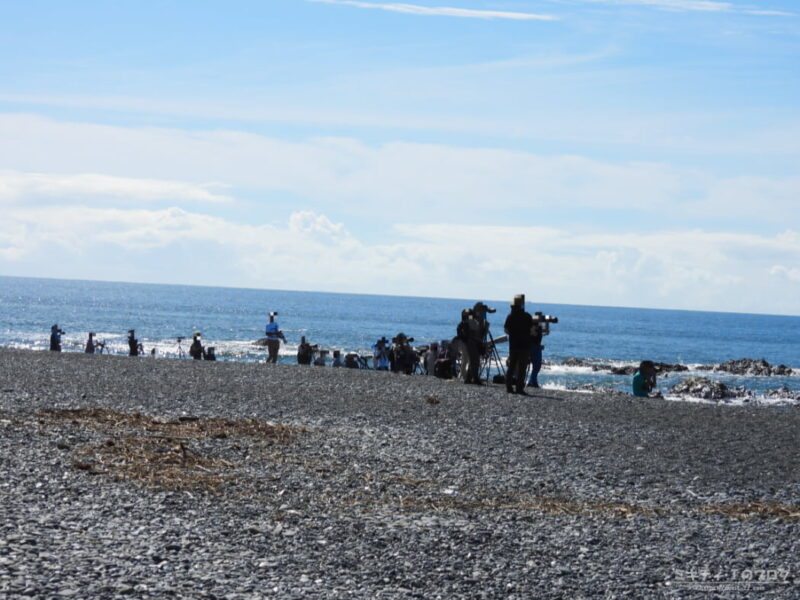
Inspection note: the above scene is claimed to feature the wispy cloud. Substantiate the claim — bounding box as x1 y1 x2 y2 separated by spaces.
581 0 796 16
0 171 231 205
2 114 798 225
307 0 558 20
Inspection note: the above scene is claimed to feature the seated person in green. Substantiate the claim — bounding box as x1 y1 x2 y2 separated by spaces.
632 360 657 397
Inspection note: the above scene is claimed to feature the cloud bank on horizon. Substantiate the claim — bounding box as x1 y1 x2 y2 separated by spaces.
0 0 798 315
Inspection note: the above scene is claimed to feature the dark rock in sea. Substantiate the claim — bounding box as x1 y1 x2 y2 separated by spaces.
713 358 793 377
653 362 689 373
670 378 732 400
763 386 800 401
567 360 689 376
609 366 636 376
562 357 586 367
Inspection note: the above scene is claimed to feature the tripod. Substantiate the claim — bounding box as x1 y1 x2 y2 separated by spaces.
176 337 185 358
479 329 507 384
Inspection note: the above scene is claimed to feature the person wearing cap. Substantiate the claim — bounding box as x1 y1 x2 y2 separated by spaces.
504 294 534 394
264 313 286 364
189 333 204 360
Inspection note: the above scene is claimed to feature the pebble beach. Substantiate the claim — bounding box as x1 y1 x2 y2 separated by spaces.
1 347 799 598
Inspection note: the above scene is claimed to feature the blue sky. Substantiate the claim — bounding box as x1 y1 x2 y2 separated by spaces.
1 0 798 314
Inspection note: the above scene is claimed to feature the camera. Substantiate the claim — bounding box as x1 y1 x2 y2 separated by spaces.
534 312 558 324
473 302 496 315
270 311 278 317
177 336 184 343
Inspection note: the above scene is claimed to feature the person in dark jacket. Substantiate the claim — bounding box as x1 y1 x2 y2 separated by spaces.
85 332 96 354
127 330 139 357
297 336 314 365
527 324 544 388
503 295 534 394
49 324 63 352
189 333 204 360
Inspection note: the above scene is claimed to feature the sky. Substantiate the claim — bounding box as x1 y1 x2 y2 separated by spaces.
1 0 798 315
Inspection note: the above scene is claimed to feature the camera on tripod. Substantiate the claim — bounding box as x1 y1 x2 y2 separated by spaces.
532 311 558 337
269 311 278 317
534 312 558 324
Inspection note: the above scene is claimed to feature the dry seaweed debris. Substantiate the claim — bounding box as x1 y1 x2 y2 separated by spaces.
40 408 305 493
701 502 800 520
394 494 657 518
73 435 229 492
40 407 302 442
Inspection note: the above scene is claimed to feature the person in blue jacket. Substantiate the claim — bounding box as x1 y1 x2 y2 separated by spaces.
264 312 286 364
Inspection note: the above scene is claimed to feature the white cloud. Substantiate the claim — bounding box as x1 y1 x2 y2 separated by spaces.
0 171 231 205
2 114 798 226
307 0 558 20
3 204 798 314
770 265 800 282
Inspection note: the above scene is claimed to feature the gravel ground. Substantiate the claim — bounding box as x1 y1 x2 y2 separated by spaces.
1 348 799 599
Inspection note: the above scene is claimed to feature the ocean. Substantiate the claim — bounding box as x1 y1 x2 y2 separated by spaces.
1 275 798 401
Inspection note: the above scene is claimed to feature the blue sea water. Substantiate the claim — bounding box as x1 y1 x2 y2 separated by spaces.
1 275 798 398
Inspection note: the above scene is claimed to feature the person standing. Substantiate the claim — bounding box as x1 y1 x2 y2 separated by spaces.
457 310 482 384
527 322 544 388
49 324 63 352
372 337 391 371
189 333 204 360
127 330 139 357
504 295 534 395
85 332 96 354
264 312 286 364
297 336 314 365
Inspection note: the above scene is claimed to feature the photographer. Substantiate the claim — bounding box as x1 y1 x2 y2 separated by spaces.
391 333 416 375
189 333 204 360
456 310 482 384
372 337 391 371
49 324 63 352
297 336 314 365
528 323 544 389
264 312 286 364
504 295 534 395
85 332 96 354
127 330 139 357
632 361 658 397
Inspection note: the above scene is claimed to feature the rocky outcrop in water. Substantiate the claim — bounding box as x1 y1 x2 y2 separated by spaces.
763 386 800 401
669 377 752 401
697 358 793 377
559 358 688 375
